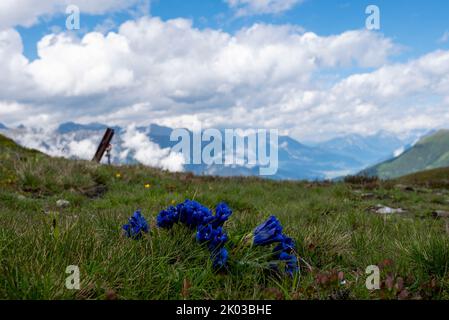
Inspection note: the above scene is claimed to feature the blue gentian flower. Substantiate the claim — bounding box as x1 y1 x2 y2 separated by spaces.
178 200 214 228
278 252 299 277
212 247 228 269
196 224 213 243
211 202 233 228
158 200 231 269
273 236 295 256
208 227 228 251
253 216 285 246
156 200 215 229
197 224 228 252
197 223 229 269
272 237 299 277
157 206 180 229
122 210 149 239
251 217 299 276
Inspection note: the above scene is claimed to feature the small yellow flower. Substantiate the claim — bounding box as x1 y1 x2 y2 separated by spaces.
116 173 121 178
144 184 151 189
171 200 176 205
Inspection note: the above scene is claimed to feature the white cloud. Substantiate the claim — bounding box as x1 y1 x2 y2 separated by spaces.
0 17 398 132
394 146 405 157
0 0 142 29
0 29 31 98
67 138 98 159
331 50 449 101
0 101 26 118
2 127 96 158
21 18 395 99
121 126 185 172
0 16 448 143
28 32 134 96
226 0 303 16
281 50 449 140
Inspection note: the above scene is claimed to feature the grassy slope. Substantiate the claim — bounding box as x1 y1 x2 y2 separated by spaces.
1 134 449 300
364 130 449 179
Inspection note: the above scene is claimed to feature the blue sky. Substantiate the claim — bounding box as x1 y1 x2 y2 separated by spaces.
17 0 449 61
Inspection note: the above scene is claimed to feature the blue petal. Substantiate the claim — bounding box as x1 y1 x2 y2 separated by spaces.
212 248 228 269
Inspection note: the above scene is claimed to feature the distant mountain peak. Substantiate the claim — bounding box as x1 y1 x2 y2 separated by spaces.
57 122 119 134
314 131 407 167
147 124 174 136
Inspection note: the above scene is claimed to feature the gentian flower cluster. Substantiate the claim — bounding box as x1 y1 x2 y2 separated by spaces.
197 224 229 269
122 210 149 239
196 225 228 250
156 205 179 229
253 216 299 277
178 200 215 228
157 200 214 229
252 216 285 246
212 203 233 228
157 200 233 269
123 202 298 276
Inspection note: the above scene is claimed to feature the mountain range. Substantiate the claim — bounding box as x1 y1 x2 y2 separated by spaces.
313 132 412 165
0 121 424 180
361 129 449 179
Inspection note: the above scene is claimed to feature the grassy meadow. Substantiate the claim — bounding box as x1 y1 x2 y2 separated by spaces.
1 134 449 300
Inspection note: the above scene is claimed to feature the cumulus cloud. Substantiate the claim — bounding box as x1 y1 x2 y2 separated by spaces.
0 29 31 98
24 20 394 99
335 50 449 98
226 0 303 16
0 17 396 116
28 32 134 96
276 50 449 140
67 138 98 159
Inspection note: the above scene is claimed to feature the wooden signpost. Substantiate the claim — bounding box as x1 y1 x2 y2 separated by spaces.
92 128 115 163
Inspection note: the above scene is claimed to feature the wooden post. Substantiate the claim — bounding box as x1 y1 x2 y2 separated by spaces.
92 128 115 163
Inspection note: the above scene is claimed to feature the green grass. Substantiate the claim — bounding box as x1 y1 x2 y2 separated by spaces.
1 134 449 300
